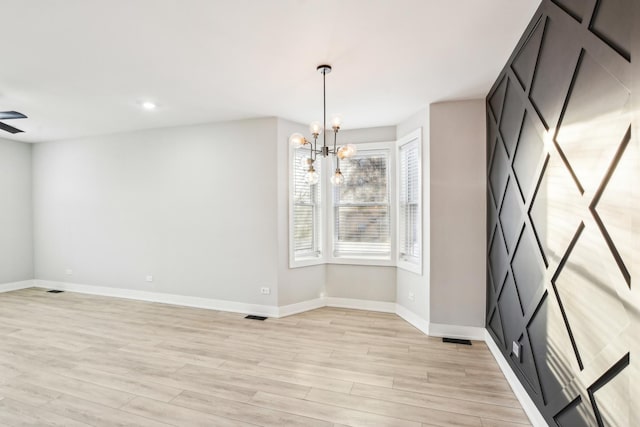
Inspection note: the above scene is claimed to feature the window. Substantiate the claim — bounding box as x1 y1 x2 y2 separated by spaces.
397 129 422 273
331 144 393 261
289 140 401 268
290 146 323 266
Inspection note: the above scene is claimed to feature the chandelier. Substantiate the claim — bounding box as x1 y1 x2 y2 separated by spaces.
288 65 356 186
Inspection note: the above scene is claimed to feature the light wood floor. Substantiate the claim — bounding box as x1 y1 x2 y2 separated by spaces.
0 288 531 427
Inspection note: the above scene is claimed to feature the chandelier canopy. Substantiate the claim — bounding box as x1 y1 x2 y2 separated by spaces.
289 65 356 186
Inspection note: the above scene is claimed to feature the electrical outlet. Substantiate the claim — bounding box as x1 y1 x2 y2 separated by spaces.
260 287 271 295
512 341 521 361
408 292 415 301
65 268 73 276
146 275 153 282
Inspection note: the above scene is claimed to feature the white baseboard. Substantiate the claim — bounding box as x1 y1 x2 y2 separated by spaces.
429 322 486 341
326 297 396 313
31 280 398 319
485 330 548 427
35 280 279 318
395 304 430 335
0 279 35 293
278 297 326 317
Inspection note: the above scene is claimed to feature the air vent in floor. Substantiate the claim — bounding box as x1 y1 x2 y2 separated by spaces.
47 290 64 294
443 337 472 345
245 315 267 321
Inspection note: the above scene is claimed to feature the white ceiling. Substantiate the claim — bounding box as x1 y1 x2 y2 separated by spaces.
0 0 540 143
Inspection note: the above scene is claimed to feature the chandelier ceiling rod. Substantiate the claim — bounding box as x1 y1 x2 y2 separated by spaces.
322 65 327 154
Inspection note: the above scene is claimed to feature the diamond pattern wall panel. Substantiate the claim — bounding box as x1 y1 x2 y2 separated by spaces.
512 17 546 91
486 0 638 425
529 16 582 129
499 79 526 157
489 139 510 208
513 112 545 201
590 0 632 61
551 0 588 22
499 178 524 253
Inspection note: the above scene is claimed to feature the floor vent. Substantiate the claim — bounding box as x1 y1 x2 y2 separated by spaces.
443 337 472 345
47 290 65 294
245 315 267 321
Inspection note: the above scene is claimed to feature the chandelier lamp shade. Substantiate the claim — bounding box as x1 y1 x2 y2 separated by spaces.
288 65 356 186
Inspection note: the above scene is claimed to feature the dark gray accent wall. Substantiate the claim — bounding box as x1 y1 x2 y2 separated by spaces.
486 1 638 426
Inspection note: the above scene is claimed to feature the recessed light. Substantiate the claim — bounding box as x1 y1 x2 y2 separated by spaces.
141 101 157 110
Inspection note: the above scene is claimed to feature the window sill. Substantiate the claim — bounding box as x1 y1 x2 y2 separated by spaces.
290 256 325 269
398 259 422 275
327 257 395 267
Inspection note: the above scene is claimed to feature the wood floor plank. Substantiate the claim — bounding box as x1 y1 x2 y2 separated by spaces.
481 418 533 427
121 368 258 403
217 360 355 393
44 394 171 427
18 371 137 409
306 388 483 427
0 397 91 427
177 363 311 399
0 289 531 427
0 379 62 407
392 375 521 408
121 396 256 427
349 383 530 424
258 359 395 388
172 389 332 426
250 391 422 427
51 365 184 402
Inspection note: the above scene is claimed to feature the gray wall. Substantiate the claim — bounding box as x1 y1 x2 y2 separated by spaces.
33 118 280 305
324 126 398 302
486 0 638 425
396 109 430 320
30 118 400 306
430 100 486 327
326 265 396 302
0 138 33 284
276 118 325 306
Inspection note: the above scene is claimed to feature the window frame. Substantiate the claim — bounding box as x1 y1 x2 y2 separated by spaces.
327 141 396 266
396 128 423 274
289 144 325 268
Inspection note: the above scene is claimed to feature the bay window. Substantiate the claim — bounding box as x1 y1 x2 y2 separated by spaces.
289 131 421 270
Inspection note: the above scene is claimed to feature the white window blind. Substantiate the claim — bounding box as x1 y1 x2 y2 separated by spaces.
292 148 322 260
332 148 391 258
398 135 421 269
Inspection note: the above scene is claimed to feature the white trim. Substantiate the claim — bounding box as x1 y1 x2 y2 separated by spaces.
326 258 396 267
290 257 324 269
326 297 396 313
0 279 35 293
396 128 423 275
34 280 279 318
485 330 549 427
278 297 325 318
429 322 486 341
289 143 325 269
395 304 430 335
327 141 396 267
28 281 400 319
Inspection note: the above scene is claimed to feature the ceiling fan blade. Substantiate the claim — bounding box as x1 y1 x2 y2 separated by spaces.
0 121 24 134
0 111 27 120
